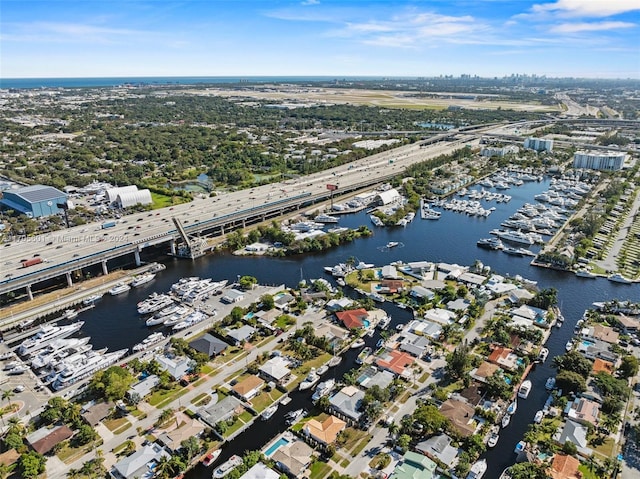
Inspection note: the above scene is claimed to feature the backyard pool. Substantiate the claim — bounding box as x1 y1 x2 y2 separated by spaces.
264 437 290 457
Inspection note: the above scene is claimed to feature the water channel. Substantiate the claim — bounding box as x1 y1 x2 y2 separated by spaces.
66 177 640 478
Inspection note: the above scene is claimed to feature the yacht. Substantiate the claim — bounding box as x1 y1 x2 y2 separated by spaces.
370 215 384 226
368 292 385 303
350 339 365 349
517 380 532 399
162 306 194 326
51 348 128 391
312 379 336 402
30 337 92 370
328 355 342 367
537 348 549 363
62 309 78 320
378 316 391 329
284 408 307 425
212 455 242 479
608 273 634 284
130 272 156 288
18 322 85 356
545 377 556 390
501 414 511 428
108 282 131 295
299 369 320 391
314 213 339 223
487 432 499 448
514 441 526 454
7 365 27 375
17 319 35 330
533 410 544 424
477 237 503 250
386 241 399 248
82 294 103 306
355 261 374 270
261 404 278 420
138 294 174 315
575 269 597 278
565 340 574 351
507 400 517 415
496 230 535 245
466 459 487 479
132 332 165 352
355 347 372 365
183 279 228 304
421 208 441 220
201 449 222 467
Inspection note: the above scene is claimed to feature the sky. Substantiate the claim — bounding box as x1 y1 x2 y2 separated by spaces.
1 0 639 79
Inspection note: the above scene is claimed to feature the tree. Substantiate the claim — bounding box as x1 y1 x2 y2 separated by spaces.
396 434 411 452
556 370 587 394
239 275 257 290
73 424 98 447
553 350 593 377
562 440 578 455
619 355 639 379
18 451 46 479
180 436 200 461
445 341 471 380
0 462 14 479
260 294 275 310
89 366 135 400
509 462 548 479
484 371 512 400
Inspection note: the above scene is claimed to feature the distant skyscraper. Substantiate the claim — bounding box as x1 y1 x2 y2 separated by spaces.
524 137 554 152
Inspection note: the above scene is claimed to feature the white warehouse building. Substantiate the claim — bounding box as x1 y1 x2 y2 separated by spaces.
573 150 626 171
106 185 139 203
117 188 153 208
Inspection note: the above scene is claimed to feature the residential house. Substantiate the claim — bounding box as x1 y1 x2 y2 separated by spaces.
469 361 501 384
487 346 521 372
325 297 354 312
508 288 535 305
553 420 592 456
226 325 256 346
81 401 114 427
232 375 265 401
274 293 295 310
423 308 456 325
410 286 435 302
415 433 459 469
304 415 347 446
549 454 581 479
446 298 470 312
592 358 614 375
565 397 600 426
259 356 292 385
398 332 431 358
375 350 415 379
154 355 193 380
582 324 619 345
357 367 395 390
198 396 244 429
378 279 404 294
440 398 477 437
239 462 280 479
575 337 617 363
457 272 486 287
157 418 205 453
617 314 639 334
389 451 437 479
401 261 435 280
271 437 314 478
189 334 229 357
127 374 160 401
335 309 369 330
329 385 364 423
26 425 73 455
381 265 399 279
110 443 171 479
406 319 442 340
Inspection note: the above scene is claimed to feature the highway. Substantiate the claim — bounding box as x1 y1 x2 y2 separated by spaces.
0 131 481 297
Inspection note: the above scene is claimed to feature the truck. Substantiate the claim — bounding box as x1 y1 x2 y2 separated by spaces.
21 257 43 268
101 221 117 229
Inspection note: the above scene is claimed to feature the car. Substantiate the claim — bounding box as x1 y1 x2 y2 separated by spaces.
73 253 80 257
56 245 64 249
13 385 24 393
4 244 11 247
46 241 53 246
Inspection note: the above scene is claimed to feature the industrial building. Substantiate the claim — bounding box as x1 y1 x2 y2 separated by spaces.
106 185 152 208
0 184 68 218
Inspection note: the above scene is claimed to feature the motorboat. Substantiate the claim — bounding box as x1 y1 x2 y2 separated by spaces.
350 339 365 349
62 309 78 320
52 348 128 391
378 316 391 329
130 272 156 288
533 410 544 424
138 293 175 315
0 352 13 361
495 230 535 245
466 459 487 479
355 347 372 365
565 340 573 351
299 369 320 391
537 348 549 363
370 215 384 226
212 455 242 478
316 365 329 376
514 441 526 454
202 449 222 467
17 318 35 330
386 241 399 248
285 408 307 425
261 404 278 420
30 337 92 369
575 269 597 278
501 414 511 428
18 322 85 356
608 273 634 284
368 292 385 303
132 332 165 352
312 378 336 402
477 237 503 250
328 355 342 367
314 213 339 223
355 261 374 270
545 377 556 390
517 380 532 399
82 294 103 306
7 365 27 375
108 282 131 295
507 400 517 415
487 432 499 448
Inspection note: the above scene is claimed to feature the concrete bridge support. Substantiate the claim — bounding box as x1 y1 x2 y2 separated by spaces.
101 260 109 276
134 250 141 266
169 241 176 256
26 284 33 301
66 272 73 287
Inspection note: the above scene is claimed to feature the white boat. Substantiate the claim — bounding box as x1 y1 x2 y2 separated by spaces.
132 332 165 352
316 364 329 376
212 455 242 478
608 273 634 284
355 261 374 270
261 404 278 420
501 414 511 428
137 294 174 315
299 369 320 391
130 272 156 287
537 348 549 363
7 365 27 375
565 340 573 351
370 215 384 226
518 380 532 399
350 339 365 349
355 347 372 365
487 432 499 448
545 377 556 390
51 348 128 391
18 319 35 329
284 408 307 425
575 269 597 278
386 241 399 248
0 352 13 361
312 378 336 402
466 459 487 479
108 282 131 295
163 306 194 327
514 441 526 454
507 400 517 415
202 449 222 466
497 229 535 245
82 294 103 306
314 213 339 223
328 356 342 367
18 322 85 356
533 410 544 424
477 237 503 250
368 292 385 303
378 316 391 329
62 309 78 320
30 337 92 369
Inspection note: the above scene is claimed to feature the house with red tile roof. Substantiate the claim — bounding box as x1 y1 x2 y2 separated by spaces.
487 346 521 371
375 350 415 379
549 453 581 479
304 415 347 445
336 309 370 330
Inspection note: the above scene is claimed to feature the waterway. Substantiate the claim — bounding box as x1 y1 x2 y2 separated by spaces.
63 177 640 478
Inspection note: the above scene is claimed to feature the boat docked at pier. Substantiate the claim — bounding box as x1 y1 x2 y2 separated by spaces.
327 355 342 367
82 294 103 306
534 410 544 424
30 337 92 370
182 279 228 304
18 322 85 357
487 431 499 448
575 269 597 278
132 332 165 352
608 273 634 284
299 369 320 391
507 400 517 415
350 339 365 349
212 455 242 478
314 213 339 223
284 408 307 425
202 449 222 467
477 237 503 250
261 404 278 420
537 348 549 363
172 310 209 331
355 347 372 365
501 414 511 428
517 380 532 399
130 272 156 288
545 377 556 390
108 282 131 296
51 348 128 391
137 293 174 315
466 459 487 479
493 229 536 245
312 379 336 402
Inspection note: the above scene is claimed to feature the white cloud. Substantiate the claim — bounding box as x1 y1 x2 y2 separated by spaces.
550 21 636 33
530 0 640 18
301 0 320 5
4 21 153 44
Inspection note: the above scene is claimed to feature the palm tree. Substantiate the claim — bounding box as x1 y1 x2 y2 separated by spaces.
1 389 14 408
388 422 400 447
154 455 173 479
0 462 15 479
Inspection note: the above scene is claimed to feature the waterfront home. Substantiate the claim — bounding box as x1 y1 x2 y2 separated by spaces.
469 361 502 384
378 279 404 294
457 271 487 287
226 325 256 346
565 397 600 426
580 324 619 345
485 275 518 295
446 298 471 312
487 346 521 372
508 288 535 305
423 308 456 325
357 367 395 390
157 418 206 453
389 451 437 479
549 454 581 479
274 292 295 310
328 385 365 423
271 437 314 478
127 374 160 401
198 396 244 429
553 420 592 456
415 433 459 469
110 443 171 479
154 354 193 380
303 415 346 446
398 332 431 358
591 358 614 375
439 399 477 437
259 356 292 385
336 308 370 330
325 297 354 312
616 314 639 334
239 462 280 479
314 323 350 350
410 286 435 301
189 334 229 358
81 401 115 427
406 319 443 340
26 425 73 455
575 337 618 363
375 349 415 379
232 375 265 401
381 265 400 279
437 262 468 279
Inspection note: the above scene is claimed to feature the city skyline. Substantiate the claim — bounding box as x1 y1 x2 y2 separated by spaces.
2 0 639 79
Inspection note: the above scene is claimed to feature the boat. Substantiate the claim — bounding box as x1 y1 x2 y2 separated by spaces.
370 215 384 226
30 337 92 369
466 459 487 479
501 414 511 428
314 213 339 223
212 455 242 478
350 339 365 349
312 378 336 401
316 364 329 376
130 272 156 287
386 241 399 248
487 432 499 448
7 365 27 375
137 294 174 315
355 347 372 365
261 404 278 420
0 353 13 361
378 316 391 329
368 292 385 303
477 237 503 250
502 247 525 256
280 396 291 406
51 348 128 390
396 323 405 331
62 309 78 320
507 400 517 415
496 230 535 245
518 380 532 399
82 294 103 306
533 410 544 424
299 369 320 391
108 282 131 295
537 348 549 363
17 319 35 329
608 273 634 284
575 269 597 278
202 449 222 467
17 322 85 356
565 340 573 351
545 377 556 390
514 441 526 454
328 355 342 367
285 408 307 425
132 332 165 352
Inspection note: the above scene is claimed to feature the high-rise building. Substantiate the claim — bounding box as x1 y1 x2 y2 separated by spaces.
573 150 626 171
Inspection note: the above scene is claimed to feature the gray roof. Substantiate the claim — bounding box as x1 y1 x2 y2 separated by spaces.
416 433 459 468
8 184 66 203
555 420 592 456
227 325 256 343
329 385 364 421
189 334 228 357
359 368 395 390
199 395 243 428
112 443 170 479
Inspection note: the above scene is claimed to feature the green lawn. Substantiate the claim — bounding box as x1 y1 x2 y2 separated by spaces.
250 388 284 412
150 191 191 209
309 461 332 479
56 439 103 464
578 464 601 479
191 393 209 405
104 417 131 433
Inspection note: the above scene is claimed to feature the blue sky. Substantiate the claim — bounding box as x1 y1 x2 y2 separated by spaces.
2 0 639 79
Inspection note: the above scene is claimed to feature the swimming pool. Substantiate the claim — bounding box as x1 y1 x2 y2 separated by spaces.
581 340 595 348
265 437 290 457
